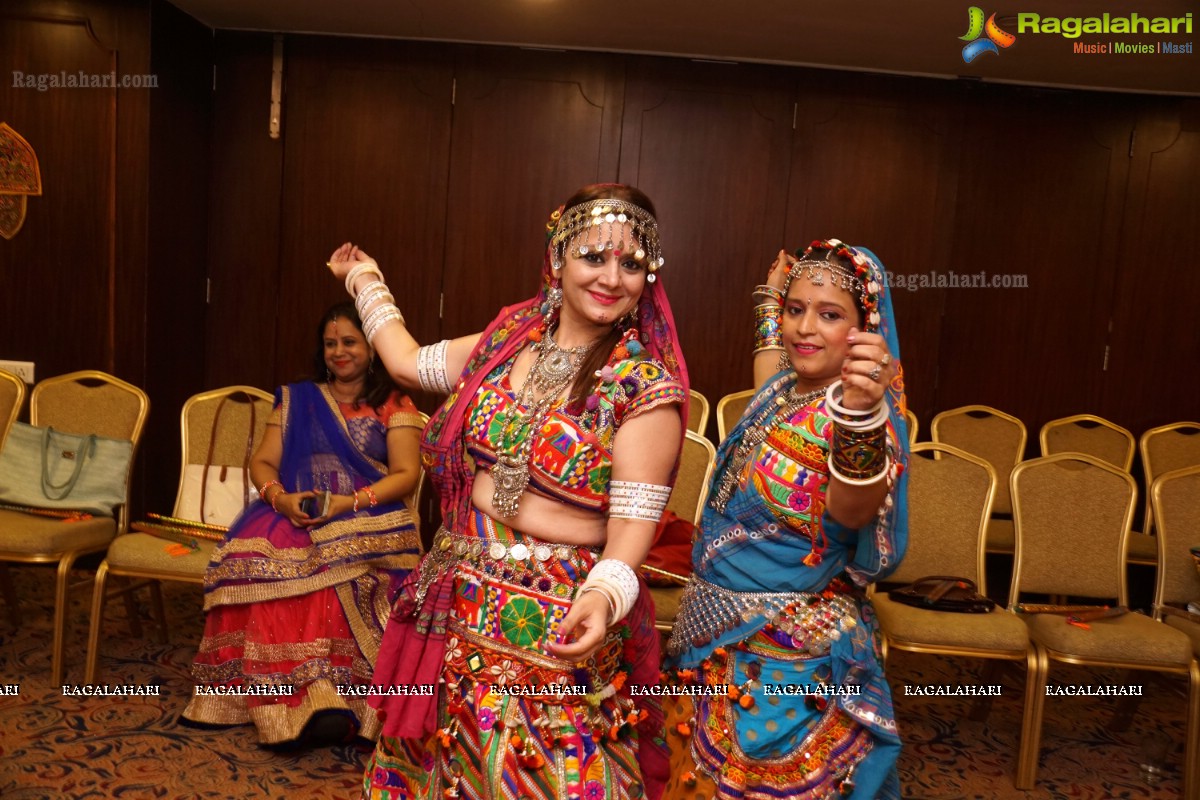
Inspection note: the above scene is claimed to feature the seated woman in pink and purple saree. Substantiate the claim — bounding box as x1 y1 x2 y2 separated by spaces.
182 303 424 745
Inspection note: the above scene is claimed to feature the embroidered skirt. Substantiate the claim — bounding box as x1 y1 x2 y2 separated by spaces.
363 510 664 800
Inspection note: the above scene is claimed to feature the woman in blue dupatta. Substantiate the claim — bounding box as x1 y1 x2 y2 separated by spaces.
668 239 909 799
182 302 424 745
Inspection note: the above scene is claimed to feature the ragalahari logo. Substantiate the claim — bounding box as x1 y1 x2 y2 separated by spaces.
961 7 1017 62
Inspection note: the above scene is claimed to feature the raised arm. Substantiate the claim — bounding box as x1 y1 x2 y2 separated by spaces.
752 250 792 390
327 243 480 394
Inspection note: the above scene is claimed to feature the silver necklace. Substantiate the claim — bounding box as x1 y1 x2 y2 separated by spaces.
491 328 597 518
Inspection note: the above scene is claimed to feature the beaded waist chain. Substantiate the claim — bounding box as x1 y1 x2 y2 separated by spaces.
667 574 859 658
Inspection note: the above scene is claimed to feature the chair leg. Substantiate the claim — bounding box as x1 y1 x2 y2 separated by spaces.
1015 646 1047 790
0 563 19 628
1186 661 1200 800
1107 668 1143 732
85 561 110 685
148 581 167 644
52 553 84 686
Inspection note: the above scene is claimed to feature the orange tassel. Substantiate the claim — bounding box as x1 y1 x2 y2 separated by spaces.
674 721 691 737
802 552 822 567
727 685 740 700
738 693 755 710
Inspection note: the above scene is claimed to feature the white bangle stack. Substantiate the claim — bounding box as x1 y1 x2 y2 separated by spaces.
417 339 453 395
579 558 640 624
344 261 406 344
608 480 672 523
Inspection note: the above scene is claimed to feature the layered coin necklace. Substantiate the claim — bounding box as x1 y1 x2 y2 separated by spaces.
491 327 597 517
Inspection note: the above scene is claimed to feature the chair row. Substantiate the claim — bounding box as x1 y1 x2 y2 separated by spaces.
874 443 1200 795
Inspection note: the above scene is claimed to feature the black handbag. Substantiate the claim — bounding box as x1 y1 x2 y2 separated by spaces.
888 576 995 613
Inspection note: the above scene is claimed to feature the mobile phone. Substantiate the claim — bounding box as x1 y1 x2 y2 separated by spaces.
300 490 331 517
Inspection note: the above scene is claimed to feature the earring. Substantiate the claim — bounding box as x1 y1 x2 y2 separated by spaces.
326 368 333 382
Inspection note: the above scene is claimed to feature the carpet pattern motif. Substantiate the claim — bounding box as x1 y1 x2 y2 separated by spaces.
0 567 1189 799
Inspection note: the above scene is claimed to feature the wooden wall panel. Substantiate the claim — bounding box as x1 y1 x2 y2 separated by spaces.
275 37 454 396
439 47 625 346
617 57 794 428
0 7 130 379
937 88 1131 443
143 0 211 510
204 32 285 391
1103 101 1200 435
786 74 962 428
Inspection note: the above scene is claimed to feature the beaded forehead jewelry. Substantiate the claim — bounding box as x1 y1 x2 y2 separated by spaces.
549 199 665 282
786 238 883 331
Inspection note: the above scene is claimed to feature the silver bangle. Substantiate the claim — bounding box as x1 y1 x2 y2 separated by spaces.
824 381 888 430
582 559 640 622
828 456 892 487
608 480 671 523
363 306 405 345
417 339 453 395
344 261 385 297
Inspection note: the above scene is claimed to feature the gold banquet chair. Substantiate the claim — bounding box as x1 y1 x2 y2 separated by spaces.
1040 414 1151 564
931 405 1027 554
85 386 273 683
716 389 754 442
1039 414 1136 471
647 430 716 633
871 443 1040 787
904 407 918 444
687 389 710 436
1139 422 1200 538
1010 453 1198 794
0 368 28 626
0 368 23 448
1150 464 1200 795
0 370 149 684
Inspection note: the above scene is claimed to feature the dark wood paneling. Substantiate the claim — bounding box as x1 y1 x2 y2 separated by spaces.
440 46 626 345
618 57 794 430
0 7 127 379
937 87 1132 444
143 0 211 511
204 31 286 391
1104 102 1200 435
786 73 962 427
275 37 454 397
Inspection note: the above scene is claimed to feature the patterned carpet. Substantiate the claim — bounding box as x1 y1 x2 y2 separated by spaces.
0 565 1189 799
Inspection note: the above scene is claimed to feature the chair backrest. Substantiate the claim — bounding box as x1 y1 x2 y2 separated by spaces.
1009 453 1136 606
931 405 1026 515
716 389 754 442
1039 414 1135 472
666 430 717 526
0 369 25 450
1151 466 1200 609
174 386 274 517
30 371 151 529
888 443 996 590
1140 422 1200 535
904 408 919 444
687 390 710 436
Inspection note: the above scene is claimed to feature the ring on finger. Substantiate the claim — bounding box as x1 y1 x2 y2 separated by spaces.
880 353 892 367
868 365 882 381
